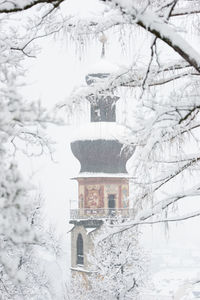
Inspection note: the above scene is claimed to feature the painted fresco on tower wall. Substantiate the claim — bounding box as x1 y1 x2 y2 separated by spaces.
122 185 129 208
78 182 129 210
84 185 104 209
79 185 84 209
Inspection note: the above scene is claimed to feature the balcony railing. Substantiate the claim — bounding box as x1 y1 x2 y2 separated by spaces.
70 208 135 220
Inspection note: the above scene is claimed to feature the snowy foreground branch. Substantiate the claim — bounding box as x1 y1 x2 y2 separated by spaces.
66 60 196 107
0 9 63 298
92 185 200 241
100 0 200 72
0 0 64 13
70 220 148 300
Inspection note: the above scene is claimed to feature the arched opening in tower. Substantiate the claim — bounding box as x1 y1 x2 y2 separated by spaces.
76 233 84 265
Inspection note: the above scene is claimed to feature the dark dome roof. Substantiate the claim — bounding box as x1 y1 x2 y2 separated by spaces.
71 139 134 174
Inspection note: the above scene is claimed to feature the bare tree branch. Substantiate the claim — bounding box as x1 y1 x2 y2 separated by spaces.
127 210 200 226
171 7 200 17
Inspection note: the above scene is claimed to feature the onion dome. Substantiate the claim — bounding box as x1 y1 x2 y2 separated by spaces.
71 122 133 174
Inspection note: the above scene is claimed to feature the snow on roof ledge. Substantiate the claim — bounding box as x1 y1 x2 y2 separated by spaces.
70 267 91 273
72 172 130 179
86 228 96 235
71 122 130 142
87 58 119 75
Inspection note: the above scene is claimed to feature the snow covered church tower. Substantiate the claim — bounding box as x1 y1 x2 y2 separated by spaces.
69 44 134 273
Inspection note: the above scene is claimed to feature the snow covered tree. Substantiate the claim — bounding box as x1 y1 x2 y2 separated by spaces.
89 221 148 299
69 218 148 300
0 6 59 298
0 86 51 298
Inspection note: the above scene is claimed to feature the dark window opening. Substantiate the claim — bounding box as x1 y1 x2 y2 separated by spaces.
90 98 117 122
77 234 84 265
108 194 116 216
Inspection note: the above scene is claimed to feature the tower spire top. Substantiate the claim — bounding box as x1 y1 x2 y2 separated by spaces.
99 32 107 58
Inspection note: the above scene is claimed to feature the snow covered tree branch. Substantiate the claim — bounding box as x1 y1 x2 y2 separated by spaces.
0 0 64 13
0 6 63 298
99 0 200 72
70 219 148 300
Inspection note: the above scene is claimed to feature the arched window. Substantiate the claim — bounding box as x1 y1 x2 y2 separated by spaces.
77 234 84 265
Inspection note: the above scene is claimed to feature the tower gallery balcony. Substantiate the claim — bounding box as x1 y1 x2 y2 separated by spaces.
70 207 135 220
